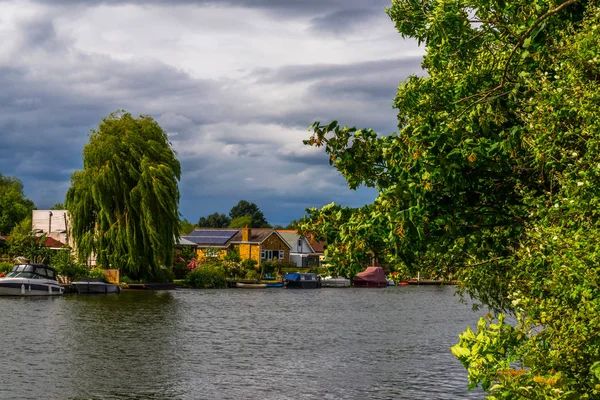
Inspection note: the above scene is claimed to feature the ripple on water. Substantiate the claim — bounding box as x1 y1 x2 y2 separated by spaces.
0 286 483 399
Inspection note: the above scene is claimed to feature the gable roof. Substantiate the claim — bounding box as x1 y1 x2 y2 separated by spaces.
44 237 66 249
230 228 292 249
277 230 315 253
182 229 239 247
177 237 198 246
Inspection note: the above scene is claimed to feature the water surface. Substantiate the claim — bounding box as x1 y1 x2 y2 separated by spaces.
0 286 483 399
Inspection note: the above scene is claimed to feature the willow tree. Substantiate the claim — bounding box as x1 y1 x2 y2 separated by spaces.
303 1 600 397
66 111 181 280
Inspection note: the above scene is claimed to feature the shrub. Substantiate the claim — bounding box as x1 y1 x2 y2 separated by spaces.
185 266 227 289
87 268 107 279
0 262 12 274
241 258 258 271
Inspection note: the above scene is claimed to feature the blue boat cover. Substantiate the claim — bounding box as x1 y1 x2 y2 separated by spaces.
284 273 316 281
284 273 300 281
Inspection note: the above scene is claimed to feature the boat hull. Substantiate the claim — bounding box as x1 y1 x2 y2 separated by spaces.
71 282 122 294
284 280 320 289
0 280 64 296
236 282 267 289
321 278 350 288
353 281 387 288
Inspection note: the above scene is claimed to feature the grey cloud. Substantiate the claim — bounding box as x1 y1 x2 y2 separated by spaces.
310 8 383 35
0 0 421 224
253 57 422 84
22 0 392 17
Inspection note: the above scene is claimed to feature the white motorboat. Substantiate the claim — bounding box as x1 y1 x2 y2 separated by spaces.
321 276 351 287
0 264 64 296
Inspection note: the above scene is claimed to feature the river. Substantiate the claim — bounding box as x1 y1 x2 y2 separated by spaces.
0 285 483 399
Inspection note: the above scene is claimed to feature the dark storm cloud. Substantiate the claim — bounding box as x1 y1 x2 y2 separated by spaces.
21 0 392 17
310 8 384 35
0 0 422 224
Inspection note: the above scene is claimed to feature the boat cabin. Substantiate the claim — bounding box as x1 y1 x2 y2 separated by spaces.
6 264 57 280
283 272 321 289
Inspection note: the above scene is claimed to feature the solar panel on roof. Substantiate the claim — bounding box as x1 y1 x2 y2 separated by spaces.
183 229 238 245
188 229 238 238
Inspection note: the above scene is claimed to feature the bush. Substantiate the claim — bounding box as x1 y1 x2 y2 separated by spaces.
185 266 227 289
0 262 12 274
87 267 107 279
56 263 88 281
150 266 174 283
241 258 258 271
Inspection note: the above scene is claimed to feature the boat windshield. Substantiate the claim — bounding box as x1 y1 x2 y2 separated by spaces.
6 265 55 279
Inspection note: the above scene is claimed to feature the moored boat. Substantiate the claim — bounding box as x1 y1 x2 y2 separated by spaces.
321 276 350 287
0 263 64 296
354 266 388 288
236 282 267 289
283 272 321 289
71 278 122 294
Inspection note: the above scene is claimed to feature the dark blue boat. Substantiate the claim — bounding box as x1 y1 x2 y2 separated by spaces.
283 273 321 289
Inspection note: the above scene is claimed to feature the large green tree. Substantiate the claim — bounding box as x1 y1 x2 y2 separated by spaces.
197 212 231 228
66 111 181 280
302 1 600 397
0 173 35 235
229 200 270 228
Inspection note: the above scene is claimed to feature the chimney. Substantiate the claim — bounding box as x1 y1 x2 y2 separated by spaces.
242 226 250 242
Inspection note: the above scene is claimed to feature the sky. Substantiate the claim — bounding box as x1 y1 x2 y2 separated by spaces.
0 0 423 227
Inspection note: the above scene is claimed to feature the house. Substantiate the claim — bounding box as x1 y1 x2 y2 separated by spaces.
182 227 291 266
277 230 320 268
32 210 72 247
182 229 238 259
231 227 291 265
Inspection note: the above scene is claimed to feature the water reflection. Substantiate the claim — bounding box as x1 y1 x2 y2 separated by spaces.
0 286 483 399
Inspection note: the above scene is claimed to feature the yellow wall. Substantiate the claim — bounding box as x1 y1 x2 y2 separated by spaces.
196 248 227 260
234 233 291 265
260 234 290 264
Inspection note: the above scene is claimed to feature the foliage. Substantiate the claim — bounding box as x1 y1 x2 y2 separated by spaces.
285 217 308 230
223 246 241 263
7 231 52 264
50 203 65 210
0 172 36 235
173 246 197 279
185 265 227 289
261 260 295 277
87 267 107 279
197 212 231 228
302 0 600 397
0 262 12 274
229 215 253 228
241 258 258 271
299 203 384 279
180 219 196 235
229 200 270 228
49 248 87 280
66 111 181 281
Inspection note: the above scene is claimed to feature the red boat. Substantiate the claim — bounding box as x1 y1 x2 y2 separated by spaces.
354 266 388 288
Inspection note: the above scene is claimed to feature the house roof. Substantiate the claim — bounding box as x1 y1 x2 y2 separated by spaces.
183 229 239 246
44 237 66 249
310 241 325 253
277 230 315 253
177 237 198 247
231 228 292 248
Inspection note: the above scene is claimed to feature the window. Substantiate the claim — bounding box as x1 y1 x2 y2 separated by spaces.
205 248 218 258
261 250 270 260
261 250 285 260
